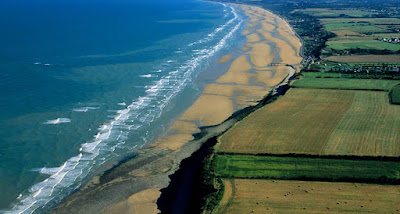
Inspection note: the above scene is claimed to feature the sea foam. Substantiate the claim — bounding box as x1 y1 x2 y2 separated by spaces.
140 74 153 78
72 107 99 112
43 118 71 125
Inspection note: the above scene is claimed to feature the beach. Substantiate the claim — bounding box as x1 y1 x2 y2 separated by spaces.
52 3 303 214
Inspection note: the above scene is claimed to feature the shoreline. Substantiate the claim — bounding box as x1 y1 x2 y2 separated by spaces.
157 72 296 213
52 3 303 214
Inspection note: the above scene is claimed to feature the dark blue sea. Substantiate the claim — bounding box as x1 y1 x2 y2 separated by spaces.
0 0 245 212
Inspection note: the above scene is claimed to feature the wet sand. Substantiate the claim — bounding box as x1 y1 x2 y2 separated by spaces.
51 3 302 214
217 54 233 64
103 189 161 214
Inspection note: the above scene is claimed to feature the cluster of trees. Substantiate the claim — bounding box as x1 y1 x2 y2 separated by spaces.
282 11 335 58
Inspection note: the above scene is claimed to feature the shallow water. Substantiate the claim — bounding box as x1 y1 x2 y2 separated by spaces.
0 0 246 212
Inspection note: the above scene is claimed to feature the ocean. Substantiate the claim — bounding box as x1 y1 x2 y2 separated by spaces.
0 0 245 213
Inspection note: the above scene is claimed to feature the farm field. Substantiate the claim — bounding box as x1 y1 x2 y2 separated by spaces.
390 84 400 104
301 71 400 80
216 179 400 214
216 88 400 156
321 18 400 25
291 78 400 91
213 154 400 182
300 8 400 53
324 55 400 63
299 8 378 18
301 72 342 78
326 38 400 51
324 23 389 34
371 33 400 38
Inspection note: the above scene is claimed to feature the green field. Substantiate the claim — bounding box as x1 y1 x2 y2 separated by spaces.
307 11 400 53
302 72 342 78
324 23 389 33
291 78 400 91
300 8 378 18
321 18 400 25
372 33 400 38
326 38 400 51
302 71 400 79
324 55 400 63
213 155 400 182
390 84 400 104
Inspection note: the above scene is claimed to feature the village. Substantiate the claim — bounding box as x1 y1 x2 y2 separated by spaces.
326 62 400 74
377 37 400 44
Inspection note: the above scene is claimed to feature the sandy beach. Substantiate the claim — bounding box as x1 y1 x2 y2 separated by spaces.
52 3 302 214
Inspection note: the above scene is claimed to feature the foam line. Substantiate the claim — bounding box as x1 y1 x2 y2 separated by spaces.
43 118 71 125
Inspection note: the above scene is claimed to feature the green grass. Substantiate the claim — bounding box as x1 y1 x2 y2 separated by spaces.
390 84 400 104
301 8 377 18
324 23 389 33
291 78 400 91
322 18 400 25
346 62 400 66
371 33 400 38
213 154 400 183
301 72 342 78
301 71 400 80
327 39 400 51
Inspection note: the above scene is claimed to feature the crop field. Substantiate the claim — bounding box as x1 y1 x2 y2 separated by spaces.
216 179 400 214
390 84 400 104
216 89 400 156
299 8 378 18
324 55 400 63
291 78 400 91
306 13 400 52
213 154 400 182
321 18 400 25
371 33 400 38
301 71 400 80
326 38 400 51
301 72 342 78
323 23 389 33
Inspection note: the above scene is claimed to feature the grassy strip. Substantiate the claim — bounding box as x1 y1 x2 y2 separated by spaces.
202 152 225 212
213 154 400 184
389 84 400 104
291 78 400 91
302 72 400 80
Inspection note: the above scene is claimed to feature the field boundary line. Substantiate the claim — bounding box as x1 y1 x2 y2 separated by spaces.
215 152 400 161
